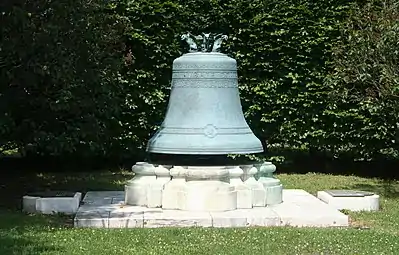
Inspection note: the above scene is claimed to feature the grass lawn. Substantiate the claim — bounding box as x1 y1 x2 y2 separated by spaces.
0 170 398 254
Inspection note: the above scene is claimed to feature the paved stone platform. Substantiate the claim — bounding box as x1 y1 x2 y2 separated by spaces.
74 189 349 228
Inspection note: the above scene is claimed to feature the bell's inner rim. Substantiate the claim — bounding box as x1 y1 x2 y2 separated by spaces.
146 153 264 166
183 52 225 56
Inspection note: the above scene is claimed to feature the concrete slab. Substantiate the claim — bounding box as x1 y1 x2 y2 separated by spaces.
74 210 110 228
144 210 213 228
74 190 349 228
210 210 248 227
269 191 349 227
109 211 144 228
23 192 82 215
317 190 380 212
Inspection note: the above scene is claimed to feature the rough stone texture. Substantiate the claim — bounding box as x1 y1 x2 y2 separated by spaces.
317 191 380 212
74 190 349 228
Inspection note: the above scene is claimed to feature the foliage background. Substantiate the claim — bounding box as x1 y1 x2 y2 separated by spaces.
1 0 398 168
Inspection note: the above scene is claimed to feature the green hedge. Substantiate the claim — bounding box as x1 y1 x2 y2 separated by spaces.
325 0 399 160
117 0 353 161
1 0 398 162
0 0 128 157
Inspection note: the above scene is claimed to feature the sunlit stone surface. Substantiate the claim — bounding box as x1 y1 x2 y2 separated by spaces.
74 190 349 228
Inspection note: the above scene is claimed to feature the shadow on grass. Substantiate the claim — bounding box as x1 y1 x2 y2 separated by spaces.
349 179 399 199
0 234 63 254
1 154 398 210
0 210 68 254
277 155 399 180
0 169 133 210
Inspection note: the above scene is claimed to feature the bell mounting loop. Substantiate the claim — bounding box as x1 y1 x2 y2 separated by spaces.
181 32 228 53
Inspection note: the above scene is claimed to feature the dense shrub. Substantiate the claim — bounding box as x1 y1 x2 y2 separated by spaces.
325 0 399 160
1 0 398 164
0 0 127 157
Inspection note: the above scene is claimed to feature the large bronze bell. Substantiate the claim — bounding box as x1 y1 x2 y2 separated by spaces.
147 33 263 155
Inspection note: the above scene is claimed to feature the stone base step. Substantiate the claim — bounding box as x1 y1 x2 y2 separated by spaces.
74 189 349 228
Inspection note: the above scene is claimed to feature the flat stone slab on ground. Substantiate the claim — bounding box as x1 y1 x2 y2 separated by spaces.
74 189 349 228
317 190 379 212
23 192 82 215
324 190 375 197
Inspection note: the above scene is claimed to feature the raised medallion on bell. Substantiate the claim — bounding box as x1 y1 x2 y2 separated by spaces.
147 33 263 155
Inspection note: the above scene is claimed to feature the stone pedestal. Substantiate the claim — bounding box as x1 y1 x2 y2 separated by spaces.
147 165 171 208
125 162 156 206
258 162 283 205
239 164 253 182
244 166 266 207
228 166 252 209
125 161 282 210
162 166 187 210
183 167 237 212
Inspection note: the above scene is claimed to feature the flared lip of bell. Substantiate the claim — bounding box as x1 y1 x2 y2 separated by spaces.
146 131 264 155
146 146 264 155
